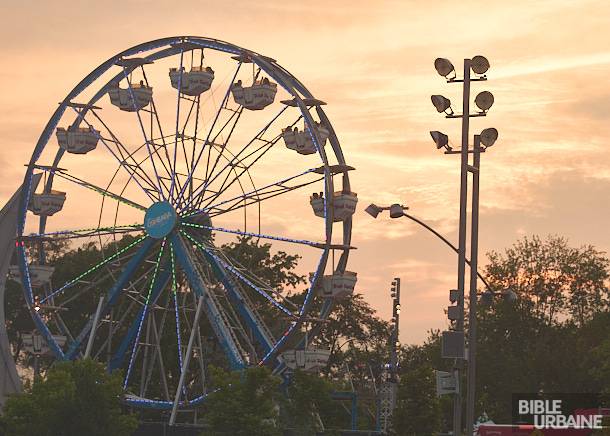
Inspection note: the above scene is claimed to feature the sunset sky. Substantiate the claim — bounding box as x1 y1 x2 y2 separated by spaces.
1 0 609 344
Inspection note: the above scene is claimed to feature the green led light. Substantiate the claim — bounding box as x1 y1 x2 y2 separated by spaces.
56 235 147 293
143 238 167 304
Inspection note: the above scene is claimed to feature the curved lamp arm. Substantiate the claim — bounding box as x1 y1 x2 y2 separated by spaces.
401 212 493 292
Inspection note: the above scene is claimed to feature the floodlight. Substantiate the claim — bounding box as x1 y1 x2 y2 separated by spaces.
365 203 382 218
389 204 405 219
434 58 455 78
471 55 490 75
474 91 494 112
480 128 498 147
430 131 449 149
431 95 452 114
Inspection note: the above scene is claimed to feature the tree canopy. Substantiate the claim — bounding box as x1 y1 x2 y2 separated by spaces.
0 359 138 436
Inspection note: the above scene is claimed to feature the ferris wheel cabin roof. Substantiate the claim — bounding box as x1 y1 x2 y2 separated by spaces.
281 97 327 107
115 57 154 68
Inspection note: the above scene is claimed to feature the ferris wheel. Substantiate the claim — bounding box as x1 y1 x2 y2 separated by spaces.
13 37 357 412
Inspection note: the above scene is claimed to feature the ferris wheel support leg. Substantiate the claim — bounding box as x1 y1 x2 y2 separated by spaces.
65 238 156 360
110 264 171 371
204 254 274 354
84 296 104 359
169 295 204 426
170 234 246 370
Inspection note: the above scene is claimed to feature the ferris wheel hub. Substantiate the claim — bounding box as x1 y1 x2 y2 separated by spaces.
144 201 178 239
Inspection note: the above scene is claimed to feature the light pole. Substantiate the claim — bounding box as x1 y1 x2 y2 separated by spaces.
367 55 497 435
430 55 497 436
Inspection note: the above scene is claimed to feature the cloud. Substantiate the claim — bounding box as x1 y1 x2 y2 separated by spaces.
0 1 609 345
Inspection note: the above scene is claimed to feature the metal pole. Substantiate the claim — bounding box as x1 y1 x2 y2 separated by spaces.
465 135 481 435
84 296 104 359
453 58 472 436
391 278 400 375
170 296 204 426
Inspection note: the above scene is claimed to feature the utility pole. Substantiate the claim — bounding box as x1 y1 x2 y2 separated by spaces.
379 277 401 434
430 56 497 436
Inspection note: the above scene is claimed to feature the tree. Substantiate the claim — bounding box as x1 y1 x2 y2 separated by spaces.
0 359 138 436
485 235 609 325
282 370 345 435
201 365 282 436
396 235 610 428
392 364 440 436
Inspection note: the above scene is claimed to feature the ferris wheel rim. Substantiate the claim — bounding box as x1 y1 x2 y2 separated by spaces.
16 36 354 408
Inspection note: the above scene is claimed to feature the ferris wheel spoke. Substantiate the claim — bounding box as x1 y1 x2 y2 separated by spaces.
207 172 324 219
181 230 293 318
174 61 243 207
181 222 324 249
24 224 143 241
76 107 162 197
202 107 294 195
64 237 157 359
195 132 283 211
52 170 147 211
70 108 161 202
183 107 293 212
184 168 318 219
121 240 168 388
121 68 169 200
169 49 185 200
140 68 185 199
41 235 150 305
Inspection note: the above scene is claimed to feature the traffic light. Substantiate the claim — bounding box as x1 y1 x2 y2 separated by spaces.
442 288 465 359
447 288 462 328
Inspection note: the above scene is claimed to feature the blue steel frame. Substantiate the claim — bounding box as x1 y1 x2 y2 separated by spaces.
16 36 354 410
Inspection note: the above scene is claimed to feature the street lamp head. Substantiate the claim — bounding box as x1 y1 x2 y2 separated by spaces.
475 91 494 112
480 128 499 147
365 203 382 218
480 289 494 307
389 203 406 219
430 130 450 150
434 58 456 79
431 95 453 114
471 55 490 75
503 288 517 303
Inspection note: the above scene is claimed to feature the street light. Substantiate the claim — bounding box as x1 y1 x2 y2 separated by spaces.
365 204 494 292
365 204 408 220
480 288 517 307
430 55 497 436
364 203 382 218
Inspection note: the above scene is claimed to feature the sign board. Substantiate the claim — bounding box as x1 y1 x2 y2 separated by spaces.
21 332 66 356
435 370 458 396
442 330 465 359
